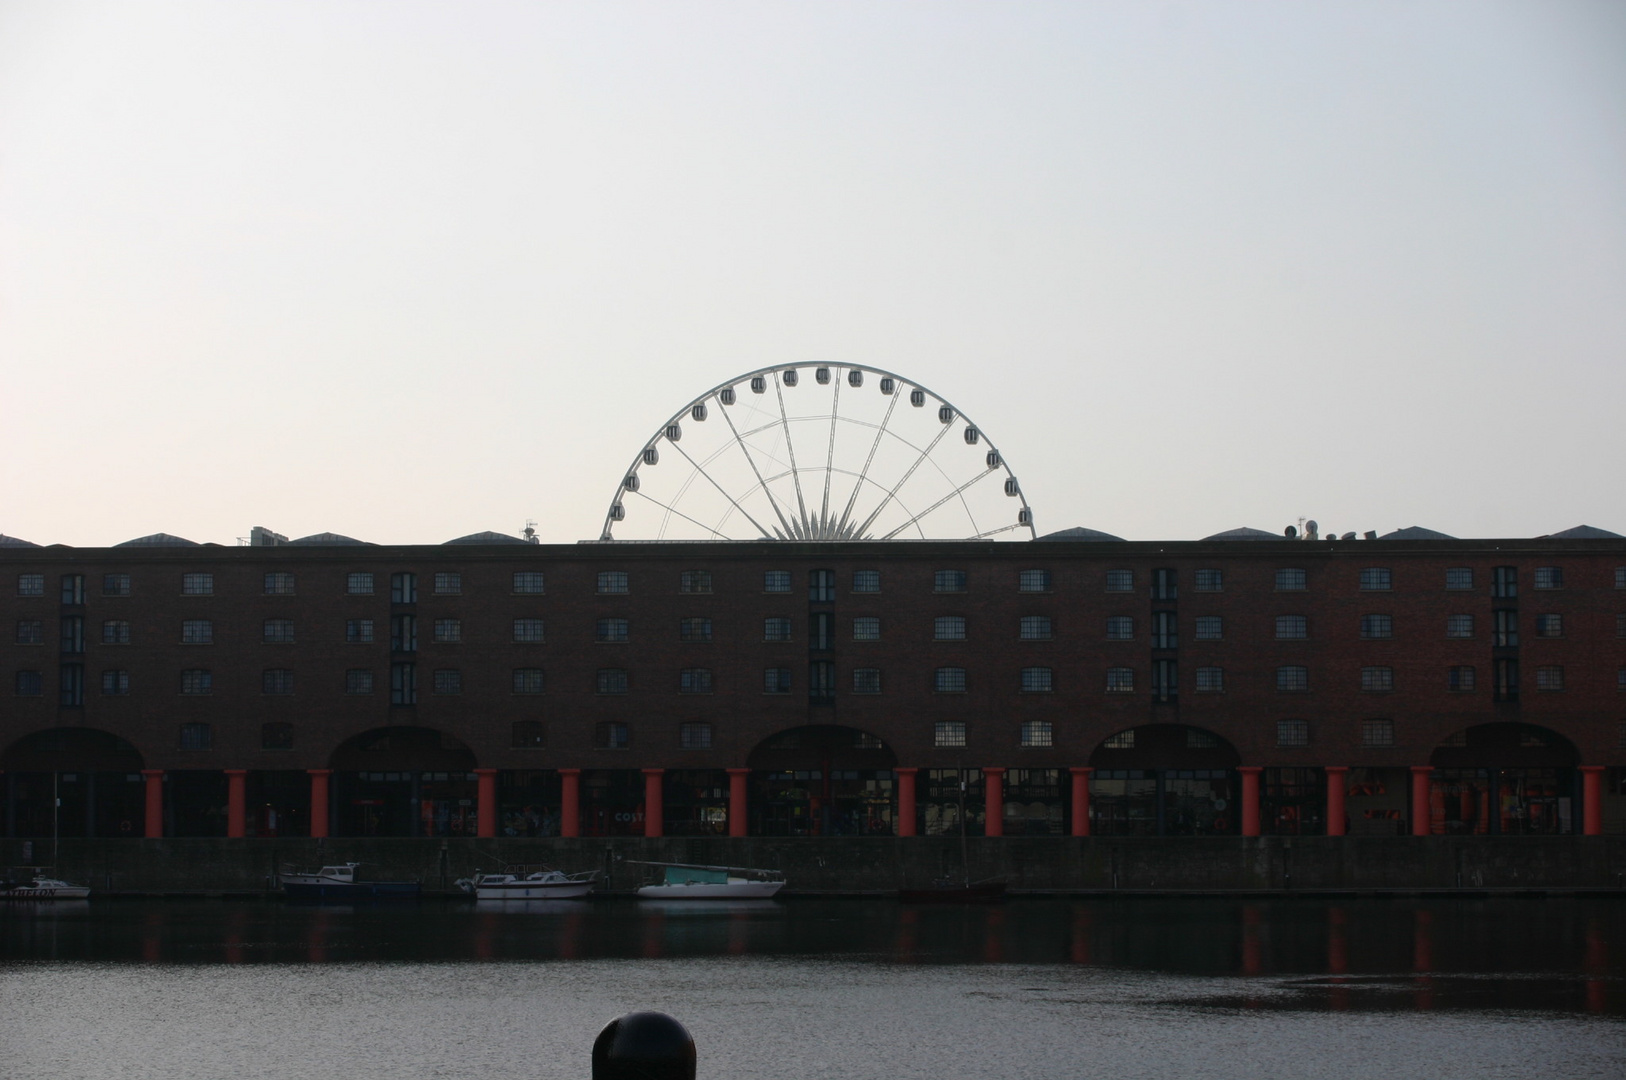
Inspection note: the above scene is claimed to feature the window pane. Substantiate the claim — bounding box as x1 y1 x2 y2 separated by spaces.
764 570 792 593
1018 569 1050 592
1104 569 1133 592
1019 616 1051 640
1359 567 1392 591
1194 569 1223 592
934 667 967 692
1021 667 1053 692
1106 667 1134 692
1275 568 1306 591
934 616 967 641
513 572 546 594
934 722 966 748
347 572 374 595
853 617 880 641
1275 615 1306 639
512 668 545 694
934 570 967 593
597 571 629 594
853 570 881 592
1276 666 1308 692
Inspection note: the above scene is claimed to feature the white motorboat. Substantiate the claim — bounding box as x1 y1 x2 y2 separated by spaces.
631 862 785 899
456 865 599 900
279 862 421 900
0 870 90 900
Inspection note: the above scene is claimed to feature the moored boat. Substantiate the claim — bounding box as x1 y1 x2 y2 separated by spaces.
0 869 90 900
631 861 785 899
278 862 421 901
455 865 599 900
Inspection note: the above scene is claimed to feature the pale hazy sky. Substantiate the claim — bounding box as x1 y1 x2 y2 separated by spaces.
2 1 1623 547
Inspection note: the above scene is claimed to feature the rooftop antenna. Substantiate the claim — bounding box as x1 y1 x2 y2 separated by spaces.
523 519 539 545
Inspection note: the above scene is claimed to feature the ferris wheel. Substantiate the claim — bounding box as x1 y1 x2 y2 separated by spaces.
599 364 1035 542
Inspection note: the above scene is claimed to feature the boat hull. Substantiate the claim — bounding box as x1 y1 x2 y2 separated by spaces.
281 880 421 901
473 880 595 900
636 881 784 899
0 885 90 900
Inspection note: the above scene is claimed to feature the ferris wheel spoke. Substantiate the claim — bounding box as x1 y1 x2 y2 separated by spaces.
852 411 956 539
835 383 900 536
820 376 841 526
625 489 736 541
665 438 775 540
772 373 811 534
715 391 797 538
971 522 1027 539
877 468 997 540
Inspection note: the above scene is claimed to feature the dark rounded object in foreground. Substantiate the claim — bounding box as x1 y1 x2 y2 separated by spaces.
592 1011 696 1080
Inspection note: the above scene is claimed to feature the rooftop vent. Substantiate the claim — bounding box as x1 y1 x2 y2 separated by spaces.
114 533 199 548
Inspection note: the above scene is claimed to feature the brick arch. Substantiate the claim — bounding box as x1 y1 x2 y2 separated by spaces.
1430 722 1579 769
1086 723 1240 771
746 724 898 771
328 725 478 772
1 726 144 772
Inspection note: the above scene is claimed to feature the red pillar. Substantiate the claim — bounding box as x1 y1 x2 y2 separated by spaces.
475 768 498 839
895 768 918 837
559 768 581 837
141 769 164 838
1581 766 1604 836
727 768 750 838
642 768 664 838
225 770 247 838
1239 766 1262 837
984 767 1005 837
1069 767 1092 837
1410 766 1433 836
307 769 331 839
1325 766 1348 837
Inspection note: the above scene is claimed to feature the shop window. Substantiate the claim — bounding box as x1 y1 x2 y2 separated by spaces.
681 617 713 642
1106 667 1134 693
1361 666 1394 692
1276 720 1309 747
1195 569 1223 592
1195 666 1224 692
934 721 967 748
1021 667 1053 693
513 571 546 594
262 723 294 750
594 722 630 749
511 721 546 748
853 570 880 593
264 572 295 595
679 722 712 749
763 570 792 593
1020 721 1053 748
1360 567 1392 591
1361 720 1394 747
348 572 374 595
680 570 712 594
434 572 461 595
1018 569 1051 592
179 723 212 751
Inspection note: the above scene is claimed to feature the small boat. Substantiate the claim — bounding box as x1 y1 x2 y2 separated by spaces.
278 862 421 901
455 865 599 900
898 877 1007 904
0 869 90 900
630 861 785 899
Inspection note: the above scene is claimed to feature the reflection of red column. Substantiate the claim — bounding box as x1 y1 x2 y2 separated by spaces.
1325 766 1348 837
307 769 331 838
895 768 918 837
226 770 247 838
727 768 750 837
142 770 164 838
1580 766 1604 836
1070 906 1092 965
475 769 498 838
984 767 1005 837
643 769 664 838
1413 907 1435 1010
1585 916 1607 1013
1328 906 1350 1011
1239 767 1262 837
1070 767 1092 837
1241 903 1263 975
1410 766 1433 836
559 769 580 837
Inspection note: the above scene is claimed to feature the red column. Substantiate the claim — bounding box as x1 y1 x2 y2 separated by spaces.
1239 767 1262 837
475 768 498 839
1581 766 1604 836
1410 766 1433 836
307 769 331 839
642 768 664 838
984 767 1005 837
727 768 750 838
1069 767 1092 837
895 768 918 837
1325 766 1348 837
559 768 581 837
141 769 164 838
225 770 247 838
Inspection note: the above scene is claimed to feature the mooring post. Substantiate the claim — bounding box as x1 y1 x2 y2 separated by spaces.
592 1011 696 1080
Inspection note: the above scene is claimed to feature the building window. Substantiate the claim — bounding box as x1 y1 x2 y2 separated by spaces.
179 723 212 751
512 571 546 594
433 669 462 695
59 616 84 654
1019 569 1051 593
1276 719 1309 747
764 667 792 694
1617 567 1626 590
64 575 89 604
1492 566 1518 598
391 615 417 652
680 570 712 594
1445 614 1474 638
1275 568 1306 591
259 723 293 751
1151 659 1177 701
433 572 461 595
1104 569 1133 592
1361 666 1394 692
101 669 130 696
59 664 84 706
347 572 374 595
1106 616 1134 641
852 617 880 641
596 618 628 643
1103 730 1134 749
14 670 42 696
934 570 967 593
346 669 374 694
852 668 882 694
763 617 792 642
512 668 545 694
512 618 545 643
1360 567 1392 591
594 722 631 749
935 616 967 641
1361 720 1395 748
811 662 834 701
1535 665 1564 691
511 721 546 749
680 617 713 642
934 721 967 748
180 669 213 695
1446 567 1473 591
1194 569 1223 592
1619 668 1626 691
346 619 374 644
597 571 629 595
1106 667 1134 693
679 668 713 693
1449 666 1475 692
182 573 214 596
679 722 713 749
17 573 44 597
1021 666 1053 693
934 667 967 693
103 573 131 596
390 661 417 704
1151 611 1177 649
263 619 295 644
597 668 629 694
1535 614 1563 638
1019 615 1052 640
1276 615 1307 640
391 572 417 604
1152 568 1178 601
764 570 792 593
1493 609 1518 647
264 572 295 595
181 620 214 644
15 620 43 645
433 618 462 644
262 668 294 695
1359 615 1393 639
809 569 835 602
1020 720 1053 748
1493 658 1519 701
1195 616 1222 640
853 570 881 593
1195 666 1224 692
1276 666 1309 692
1534 566 1563 590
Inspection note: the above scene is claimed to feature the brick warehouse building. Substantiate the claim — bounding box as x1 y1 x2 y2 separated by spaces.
2 527 1624 843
